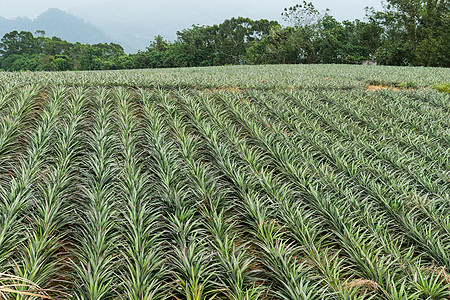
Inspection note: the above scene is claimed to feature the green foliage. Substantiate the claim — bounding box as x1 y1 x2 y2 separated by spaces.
0 64 449 299
0 1 449 71
0 33 128 71
434 83 450 93
372 0 449 66
0 31 40 56
54 54 73 71
282 1 321 27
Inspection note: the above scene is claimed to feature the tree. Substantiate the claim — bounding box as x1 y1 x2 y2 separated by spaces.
54 55 73 71
213 17 278 65
93 42 125 57
38 55 56 71
281 2 324 63
175 27 215 66
0 4 447 71
35 30 46 37
0 31 40 56
255 26 301 64
282 1 321 27
148 35 169 52
370 0 449 66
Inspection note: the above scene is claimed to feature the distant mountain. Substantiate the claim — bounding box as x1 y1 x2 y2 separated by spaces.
68 0 261 53
0 8 113 46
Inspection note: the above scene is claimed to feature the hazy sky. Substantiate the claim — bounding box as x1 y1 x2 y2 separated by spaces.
0 0 384 21
0 0 385 52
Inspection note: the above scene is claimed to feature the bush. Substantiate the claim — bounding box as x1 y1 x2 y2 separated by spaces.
434 83 450 94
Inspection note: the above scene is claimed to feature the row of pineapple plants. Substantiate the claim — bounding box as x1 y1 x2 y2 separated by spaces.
0 76 448 299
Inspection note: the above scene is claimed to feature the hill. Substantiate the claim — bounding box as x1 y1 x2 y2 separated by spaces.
0 8 112 45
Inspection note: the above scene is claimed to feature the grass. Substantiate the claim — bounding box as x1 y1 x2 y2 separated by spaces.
434 83 450 94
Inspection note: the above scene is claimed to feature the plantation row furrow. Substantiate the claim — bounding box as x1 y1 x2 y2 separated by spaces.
212 91 450 298
389 91 450 119
71 88 121 299
191 91 364 299
315 90 450 168
238 91 450 272
198 91 411 298
0 85 41 182
176 91 330 299
252 91 450 232
365 92 450 144
281 90 449 186
115 87 166 299
0 85 13 112
0 86 62 282
140 91 219 299
409 91 450 114
336 90 450 143
274 90 449 210
356 91 450 134
0 65 448 299
15 87 88 298
395 96 450 128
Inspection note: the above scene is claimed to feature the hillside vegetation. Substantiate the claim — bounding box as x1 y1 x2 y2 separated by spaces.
0 64 448 299
0 0 448 71
0 8 110 46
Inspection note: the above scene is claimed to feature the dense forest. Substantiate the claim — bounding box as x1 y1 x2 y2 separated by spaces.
0 0 448 71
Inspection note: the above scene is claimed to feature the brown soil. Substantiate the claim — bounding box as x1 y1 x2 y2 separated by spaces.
424 266 450 285
202 87 243 93
366 84 401 92
346 278 379 290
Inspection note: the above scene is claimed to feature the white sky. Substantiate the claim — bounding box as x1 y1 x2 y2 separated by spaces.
0 0 385 52
0 0 384 22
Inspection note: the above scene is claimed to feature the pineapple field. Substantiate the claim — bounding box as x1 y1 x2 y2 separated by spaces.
0 64 449 299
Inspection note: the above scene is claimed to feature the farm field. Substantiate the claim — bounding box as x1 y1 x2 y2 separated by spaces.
0 64 449 299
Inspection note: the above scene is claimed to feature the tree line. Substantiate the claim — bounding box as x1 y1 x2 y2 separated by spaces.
0 0 448 71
